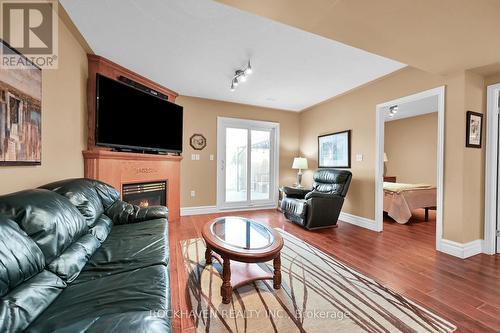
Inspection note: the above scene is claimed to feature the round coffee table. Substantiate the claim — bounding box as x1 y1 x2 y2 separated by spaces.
201 216 284 304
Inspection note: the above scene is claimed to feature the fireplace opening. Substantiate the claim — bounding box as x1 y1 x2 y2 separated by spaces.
122 181 166 208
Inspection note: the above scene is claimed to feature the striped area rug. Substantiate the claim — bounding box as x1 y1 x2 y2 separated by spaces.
181 229 456 333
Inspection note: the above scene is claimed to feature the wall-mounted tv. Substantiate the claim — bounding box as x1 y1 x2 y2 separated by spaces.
96 74 183 153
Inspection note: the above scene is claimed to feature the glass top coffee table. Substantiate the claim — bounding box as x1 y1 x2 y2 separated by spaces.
201 216 284 304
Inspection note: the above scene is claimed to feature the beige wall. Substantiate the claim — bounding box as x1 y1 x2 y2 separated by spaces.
176 96 299 207
0 6 493 245
299 66 486 243
0 14 88 194
384 113 437 185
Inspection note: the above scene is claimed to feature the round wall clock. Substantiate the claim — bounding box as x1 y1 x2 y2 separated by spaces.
189 134 207 150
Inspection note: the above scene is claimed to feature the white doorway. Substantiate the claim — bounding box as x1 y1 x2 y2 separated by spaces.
217 117 279 210
375 86 445 251
484 83 500 254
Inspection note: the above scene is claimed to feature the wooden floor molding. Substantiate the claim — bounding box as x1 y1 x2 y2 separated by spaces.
169 208 500 333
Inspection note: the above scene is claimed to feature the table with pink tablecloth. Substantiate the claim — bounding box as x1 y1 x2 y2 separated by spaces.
383 182 436 224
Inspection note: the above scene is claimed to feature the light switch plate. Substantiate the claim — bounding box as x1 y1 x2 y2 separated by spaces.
210 154 214 161
190 190 196 197
356 154 363 162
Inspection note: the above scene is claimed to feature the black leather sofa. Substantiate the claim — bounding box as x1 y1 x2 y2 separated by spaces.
281 169 352 229
0 178 171 333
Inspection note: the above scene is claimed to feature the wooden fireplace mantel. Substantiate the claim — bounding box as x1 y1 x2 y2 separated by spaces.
83 150 182 222
83 55 182 222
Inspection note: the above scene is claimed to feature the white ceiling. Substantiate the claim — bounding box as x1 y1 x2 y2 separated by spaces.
60 0 405 111
384 95 438 122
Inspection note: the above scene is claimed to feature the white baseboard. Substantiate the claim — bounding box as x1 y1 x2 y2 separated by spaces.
339 212 380 232
439 239 483 259
180 205 218 216
180 204 277 216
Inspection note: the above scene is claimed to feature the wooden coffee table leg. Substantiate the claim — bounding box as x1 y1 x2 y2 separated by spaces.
273 253 281 289
221 257 232 304
205 246 212 264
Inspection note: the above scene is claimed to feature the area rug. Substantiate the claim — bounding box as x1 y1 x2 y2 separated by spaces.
180 229 456 333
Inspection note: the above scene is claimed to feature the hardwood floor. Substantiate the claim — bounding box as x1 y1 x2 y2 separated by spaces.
169 209 500 333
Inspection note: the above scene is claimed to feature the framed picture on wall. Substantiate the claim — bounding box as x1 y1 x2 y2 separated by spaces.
0 40 42 165
465 111 482 148
318 130 351 168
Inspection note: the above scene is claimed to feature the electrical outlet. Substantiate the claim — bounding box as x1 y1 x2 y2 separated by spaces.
190 190 196 198
356 153 363 162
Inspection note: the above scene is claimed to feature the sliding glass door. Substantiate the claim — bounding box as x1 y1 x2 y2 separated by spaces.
217 117 279 209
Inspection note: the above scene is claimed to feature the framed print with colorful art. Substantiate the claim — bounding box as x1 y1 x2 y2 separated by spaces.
0 40 42 165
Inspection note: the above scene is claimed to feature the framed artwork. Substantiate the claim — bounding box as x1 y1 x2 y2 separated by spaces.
465 111 482 148
0 40 42 165
318 130 351 168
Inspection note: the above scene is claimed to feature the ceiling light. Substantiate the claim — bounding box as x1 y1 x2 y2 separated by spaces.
229 60 252 91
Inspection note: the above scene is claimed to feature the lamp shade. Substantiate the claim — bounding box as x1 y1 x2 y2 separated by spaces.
383 153 388 162
292 157 308 170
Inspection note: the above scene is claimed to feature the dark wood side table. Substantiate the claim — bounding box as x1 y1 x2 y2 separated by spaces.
384 176 397 183
201 216 283 304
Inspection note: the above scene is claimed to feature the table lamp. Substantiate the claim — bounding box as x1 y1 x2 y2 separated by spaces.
292 157 308 188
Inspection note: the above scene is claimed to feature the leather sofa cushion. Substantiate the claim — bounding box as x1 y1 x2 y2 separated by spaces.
0 189 88 263
29 311 171 333
76 218 168 283
89 214 113 242
106 200 168 225
47 234 101 283
40 178 120 227
0 216 45 297
312 169 351 196
0 270 66 333
26 265 171 333
281 197 307 219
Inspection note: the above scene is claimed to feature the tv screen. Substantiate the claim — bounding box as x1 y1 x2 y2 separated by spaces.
96 74 183 153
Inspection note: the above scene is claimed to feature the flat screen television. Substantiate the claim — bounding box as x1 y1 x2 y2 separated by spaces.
96 74 183 153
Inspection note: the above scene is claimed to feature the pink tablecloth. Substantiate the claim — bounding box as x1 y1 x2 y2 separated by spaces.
383 188 437 224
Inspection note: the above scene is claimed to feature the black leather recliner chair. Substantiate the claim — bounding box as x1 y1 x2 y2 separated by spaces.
281 169 352 230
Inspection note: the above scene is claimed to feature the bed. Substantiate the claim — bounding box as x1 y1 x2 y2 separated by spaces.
383 182 436 224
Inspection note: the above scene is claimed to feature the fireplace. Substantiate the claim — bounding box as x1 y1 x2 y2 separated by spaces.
122 181 167 208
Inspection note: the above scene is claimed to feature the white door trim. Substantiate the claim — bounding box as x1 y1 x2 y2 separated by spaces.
375 86 445 252
484 83 500 254
216 116 280 211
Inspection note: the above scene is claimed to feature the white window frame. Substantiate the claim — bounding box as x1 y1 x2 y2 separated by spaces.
216 116 280 211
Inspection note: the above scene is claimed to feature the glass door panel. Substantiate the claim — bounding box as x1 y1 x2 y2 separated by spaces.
250 130 271 201
225 128 248 202
218 117 278 209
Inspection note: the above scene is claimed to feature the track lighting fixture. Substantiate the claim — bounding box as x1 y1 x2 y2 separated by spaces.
230 60 252 91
